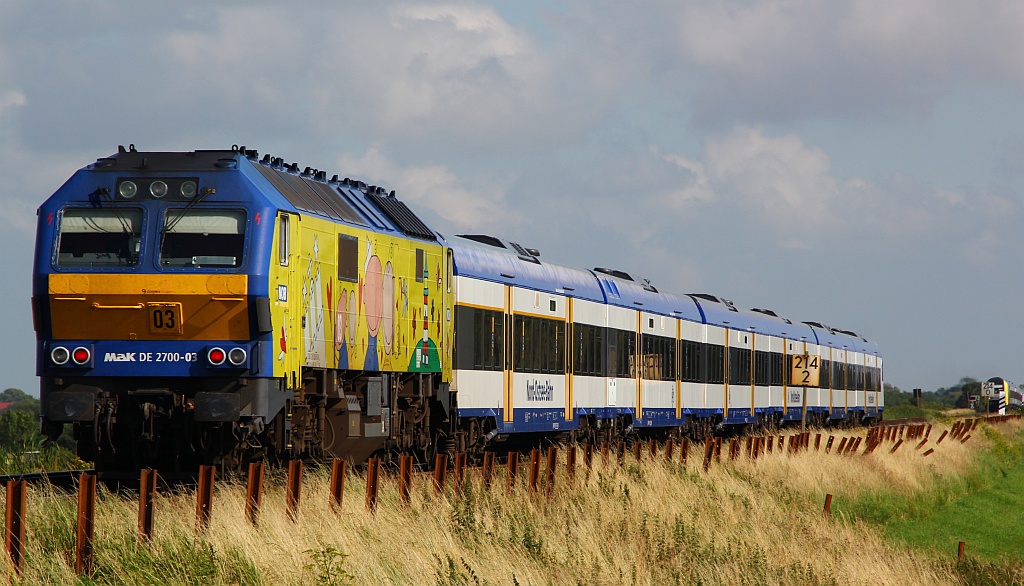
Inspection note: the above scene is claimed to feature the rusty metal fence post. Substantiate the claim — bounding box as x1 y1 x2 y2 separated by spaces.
286 460 302 522
680 437 690 466
398 455 413 504
433 454 449 494
528 449 541 492
566 446 576 486
823 493 833 518
365 457 380 512
75 472 96 576
196 465 215 533
482 452 495 489
506 452 518 492
4 479 26 576
454 453 467 495
246 462 264 526
330 459 347 512
545 446 557 495
138 468 157 543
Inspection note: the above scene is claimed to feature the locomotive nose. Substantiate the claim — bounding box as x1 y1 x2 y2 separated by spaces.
48 274 251 341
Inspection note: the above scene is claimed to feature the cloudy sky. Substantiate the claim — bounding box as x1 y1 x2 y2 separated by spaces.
2 1 1023 396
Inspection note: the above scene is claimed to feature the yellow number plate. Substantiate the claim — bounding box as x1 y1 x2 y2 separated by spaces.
148 302 183 335
790 354 820 387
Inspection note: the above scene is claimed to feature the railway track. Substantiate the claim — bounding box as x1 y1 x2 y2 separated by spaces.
0 468 210 491
0 469 94 490
3 413 1014 492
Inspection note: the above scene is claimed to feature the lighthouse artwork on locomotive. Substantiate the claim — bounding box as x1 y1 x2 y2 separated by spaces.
34 145 883 474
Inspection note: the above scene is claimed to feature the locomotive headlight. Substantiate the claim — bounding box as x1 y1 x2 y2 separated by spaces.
51 346 70 365
150 180 168 198
207 347 226 366
72 347 91 365
180 180 198 199
227 347 247 366
118 181 138 199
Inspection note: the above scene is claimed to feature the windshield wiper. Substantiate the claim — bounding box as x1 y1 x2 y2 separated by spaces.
159 187 217 255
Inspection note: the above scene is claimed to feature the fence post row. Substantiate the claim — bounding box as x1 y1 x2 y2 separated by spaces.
7 414 1008 569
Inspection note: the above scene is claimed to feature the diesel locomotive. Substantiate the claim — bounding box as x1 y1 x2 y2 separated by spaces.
33 145 883 473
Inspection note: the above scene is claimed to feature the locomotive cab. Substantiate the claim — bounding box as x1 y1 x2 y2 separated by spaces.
35 149 280 472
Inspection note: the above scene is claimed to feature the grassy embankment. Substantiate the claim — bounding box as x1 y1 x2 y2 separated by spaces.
2 420 1024 585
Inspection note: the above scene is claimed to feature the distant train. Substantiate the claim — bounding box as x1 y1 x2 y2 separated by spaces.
33 146 883 473
982 377 1023 414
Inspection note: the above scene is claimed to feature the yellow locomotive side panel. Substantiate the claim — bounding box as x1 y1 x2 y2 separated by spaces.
268 211 452 386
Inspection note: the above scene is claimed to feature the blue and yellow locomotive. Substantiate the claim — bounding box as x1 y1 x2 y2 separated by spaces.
34 146 453 472
34 145 883 474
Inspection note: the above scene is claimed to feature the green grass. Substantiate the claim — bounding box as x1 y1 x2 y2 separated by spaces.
883 426 1024 562
838 424 1024 565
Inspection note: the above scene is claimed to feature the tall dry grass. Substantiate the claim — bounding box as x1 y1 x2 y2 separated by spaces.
1 420 1021 585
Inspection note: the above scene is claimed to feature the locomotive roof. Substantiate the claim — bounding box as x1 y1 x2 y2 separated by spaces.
79 146 442 243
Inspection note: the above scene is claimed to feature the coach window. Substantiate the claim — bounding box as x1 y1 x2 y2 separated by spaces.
706 344 725 384
641 334 675 381
57 208 143 267
680 340 703 383
338 234 358 282
279 214 290 266
573 323 606 377
819 359 831 389
610 329 637 378
160 209 245 268
728 346 751 386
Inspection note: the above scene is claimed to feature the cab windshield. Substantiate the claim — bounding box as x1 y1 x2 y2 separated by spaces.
160 209 246 268
57 208 142 267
